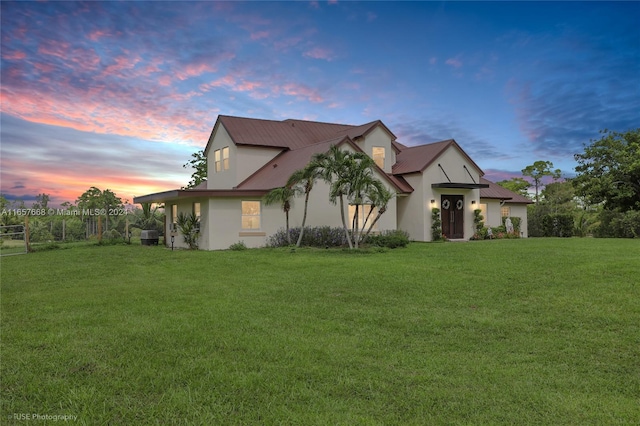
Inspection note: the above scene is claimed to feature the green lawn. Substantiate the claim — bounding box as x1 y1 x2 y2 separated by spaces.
1 239 639 425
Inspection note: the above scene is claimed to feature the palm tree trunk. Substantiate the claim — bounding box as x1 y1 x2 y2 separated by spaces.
285 210 291 245
361 206 386 242
339 194 353 249
296 190 311 247
354 203 360 249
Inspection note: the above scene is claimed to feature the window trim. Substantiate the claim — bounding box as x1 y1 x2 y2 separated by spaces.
222 147 229 170
214 149 221 173
241 201 261 230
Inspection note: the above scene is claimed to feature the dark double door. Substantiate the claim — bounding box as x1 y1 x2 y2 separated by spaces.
441 195 464 239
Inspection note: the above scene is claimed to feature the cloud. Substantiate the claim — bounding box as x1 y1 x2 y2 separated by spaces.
303 46 336 61
0 114 195 206
445 56 462 68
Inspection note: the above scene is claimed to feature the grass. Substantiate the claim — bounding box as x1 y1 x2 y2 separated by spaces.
1 239 639 425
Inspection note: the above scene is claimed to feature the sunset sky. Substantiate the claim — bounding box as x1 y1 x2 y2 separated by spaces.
1 1 638 207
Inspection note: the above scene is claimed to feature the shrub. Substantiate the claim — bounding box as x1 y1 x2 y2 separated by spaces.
431 208 442 241
103 229 122 240
595 210 640 238
176 212 200 249
542 214 574 237
229 241 247 251
363 229 410 248
267 226 347 248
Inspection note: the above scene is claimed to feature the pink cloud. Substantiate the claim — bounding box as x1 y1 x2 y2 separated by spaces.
158 75 172 86
175 63 217 80
251 31 270 40
280 82 324 103
88 30 110 41
303 47 335 61
3 50 26 60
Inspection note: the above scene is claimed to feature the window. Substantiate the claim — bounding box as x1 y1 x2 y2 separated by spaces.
171 204 178 230
241 201 261 229
372 147 385 169
214 149 221 172
193 202 201 219
501 206 511 217
222 147 229 170
214 147 229 172
348 204 378 231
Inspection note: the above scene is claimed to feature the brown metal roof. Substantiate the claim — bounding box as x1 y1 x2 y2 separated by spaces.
392 140 453 174
217 115 356 150
237 135 412 194
479 178 533 204
237 136 349 190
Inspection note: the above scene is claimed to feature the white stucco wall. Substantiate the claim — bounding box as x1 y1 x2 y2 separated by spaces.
355 126 396 173
415 145 482 241
479 200 529 238
206 124 281 189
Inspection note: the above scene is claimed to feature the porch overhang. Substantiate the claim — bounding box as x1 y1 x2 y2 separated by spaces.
431 182 490 189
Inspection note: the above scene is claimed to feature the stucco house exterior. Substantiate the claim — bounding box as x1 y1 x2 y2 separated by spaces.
134 115 531 249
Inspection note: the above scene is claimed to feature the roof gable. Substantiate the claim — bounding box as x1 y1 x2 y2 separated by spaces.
392 139 484 176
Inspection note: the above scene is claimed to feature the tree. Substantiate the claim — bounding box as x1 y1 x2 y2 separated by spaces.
264 185 298 245
287 161 323 247
132 202 164 232
313 146 355 249
522 161 561 203
496 178 531 198
341 153 378 248
183 150 207 189
540 181 578 214
573 129 640 212
360 181 394 243
32 193 50 210
313 146 387 249
76 187 123 234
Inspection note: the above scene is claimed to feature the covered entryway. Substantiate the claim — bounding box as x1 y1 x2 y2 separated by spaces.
441 195 464 239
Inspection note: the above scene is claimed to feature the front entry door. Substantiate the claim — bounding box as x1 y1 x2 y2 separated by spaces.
441 195 464 239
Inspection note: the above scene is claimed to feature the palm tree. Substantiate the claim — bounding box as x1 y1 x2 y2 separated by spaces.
287 160 323 247
313 146 354 249
342 153 377 248
360 181 395 244
134 202 164 232
264 185 298 245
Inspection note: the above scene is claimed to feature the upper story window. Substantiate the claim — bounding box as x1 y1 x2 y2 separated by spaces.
214 147 230 172
214 149 221 172
241 201 261 230
222 147 229 170
501 206 511 217
372 147 385 169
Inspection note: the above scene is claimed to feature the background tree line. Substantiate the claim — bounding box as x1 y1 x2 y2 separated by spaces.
497 129 639 238
0 187 165 244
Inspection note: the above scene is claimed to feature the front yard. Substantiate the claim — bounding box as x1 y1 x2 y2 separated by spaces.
1 239 638 424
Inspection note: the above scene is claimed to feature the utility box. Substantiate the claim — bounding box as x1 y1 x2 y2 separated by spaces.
140 230 159 246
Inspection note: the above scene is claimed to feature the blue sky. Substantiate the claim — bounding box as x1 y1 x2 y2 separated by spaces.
1 1 638 206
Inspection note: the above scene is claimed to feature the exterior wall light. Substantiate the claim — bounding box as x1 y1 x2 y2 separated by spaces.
430 199 436 204
471 200 476 205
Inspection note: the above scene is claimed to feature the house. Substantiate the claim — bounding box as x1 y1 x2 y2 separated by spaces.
134 115 531 249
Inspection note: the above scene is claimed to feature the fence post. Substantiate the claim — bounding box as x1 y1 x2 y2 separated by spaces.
24 215 31 252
